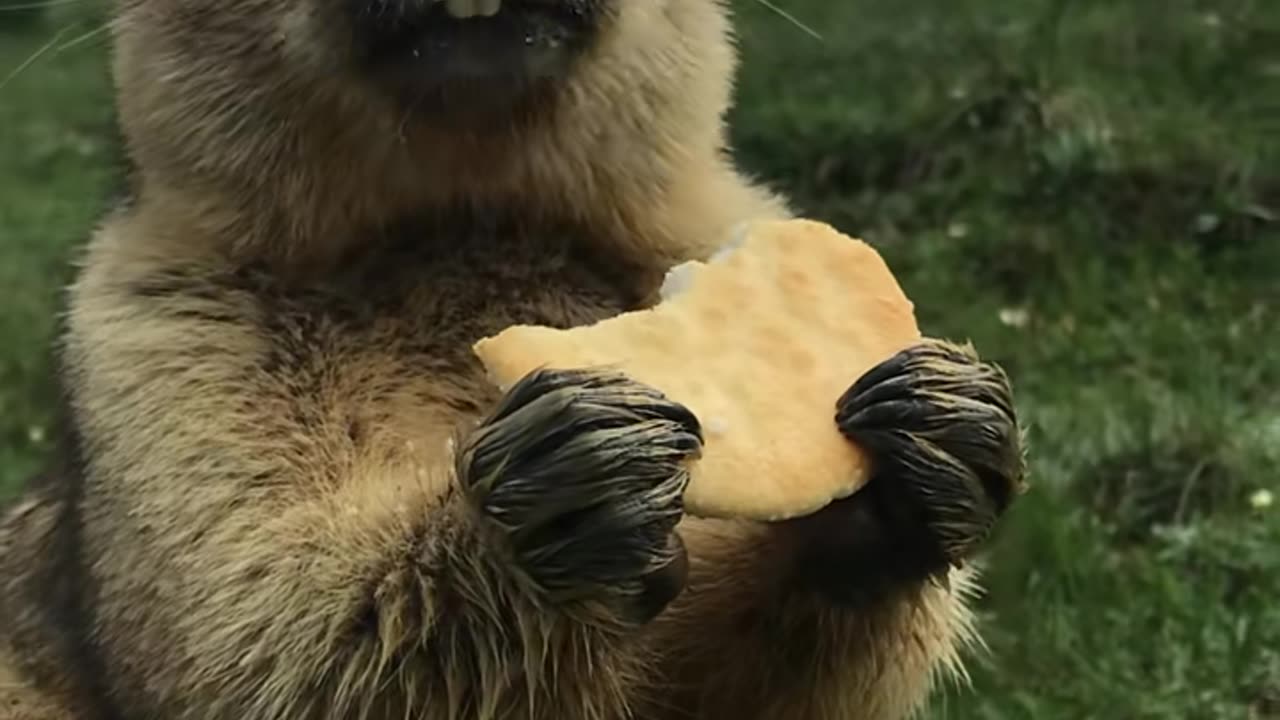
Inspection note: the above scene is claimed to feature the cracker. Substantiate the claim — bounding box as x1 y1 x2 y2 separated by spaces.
472 219 922 521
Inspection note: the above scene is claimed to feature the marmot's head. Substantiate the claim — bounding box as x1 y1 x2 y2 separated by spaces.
110 0 740 262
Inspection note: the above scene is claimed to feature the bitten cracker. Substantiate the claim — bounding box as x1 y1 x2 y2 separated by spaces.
472 219 922 521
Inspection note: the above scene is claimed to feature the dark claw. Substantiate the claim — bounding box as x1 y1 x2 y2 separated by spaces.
623 534 690 625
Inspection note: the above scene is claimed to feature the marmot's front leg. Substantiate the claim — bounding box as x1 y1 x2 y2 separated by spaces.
796 337 1027 605
460 367 702 625
638 339 1026 720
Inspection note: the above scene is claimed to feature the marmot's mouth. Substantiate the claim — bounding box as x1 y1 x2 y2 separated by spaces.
355 0 600 93
430 0 554 20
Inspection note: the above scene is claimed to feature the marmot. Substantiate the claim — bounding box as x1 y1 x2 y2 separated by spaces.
0 1 1026 718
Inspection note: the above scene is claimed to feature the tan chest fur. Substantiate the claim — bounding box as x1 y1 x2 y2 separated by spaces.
72 217 653 491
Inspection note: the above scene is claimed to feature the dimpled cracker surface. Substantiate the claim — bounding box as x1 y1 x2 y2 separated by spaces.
472 219 922 521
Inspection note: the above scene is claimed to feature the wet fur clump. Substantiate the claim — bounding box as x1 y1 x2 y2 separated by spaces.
838 339 1028 571
460 368 701 620
0 0 1026 718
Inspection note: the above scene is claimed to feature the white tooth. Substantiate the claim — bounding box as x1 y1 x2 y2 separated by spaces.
476 0 501 16
445 0 477 18
445 0 476 17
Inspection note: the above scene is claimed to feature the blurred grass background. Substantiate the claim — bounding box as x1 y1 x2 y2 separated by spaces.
2 0 1278 717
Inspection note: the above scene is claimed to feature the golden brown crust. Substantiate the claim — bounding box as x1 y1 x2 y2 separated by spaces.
474 218 924 521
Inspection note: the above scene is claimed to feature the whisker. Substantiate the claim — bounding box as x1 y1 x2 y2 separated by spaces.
0 0 87 12
0 24 71 91
750 0 823 42
56 20 113 52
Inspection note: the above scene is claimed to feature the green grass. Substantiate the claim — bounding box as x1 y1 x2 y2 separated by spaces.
2 0 1278 717
0 2 117 491
730 1 1280 717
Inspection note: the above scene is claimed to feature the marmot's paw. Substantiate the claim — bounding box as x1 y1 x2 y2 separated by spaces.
834 339 1026 575
457 368 702 624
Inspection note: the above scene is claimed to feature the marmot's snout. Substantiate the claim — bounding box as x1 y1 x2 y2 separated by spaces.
351 0 608 109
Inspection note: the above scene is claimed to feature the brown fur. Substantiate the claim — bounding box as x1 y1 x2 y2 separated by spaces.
0 1 1024 718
